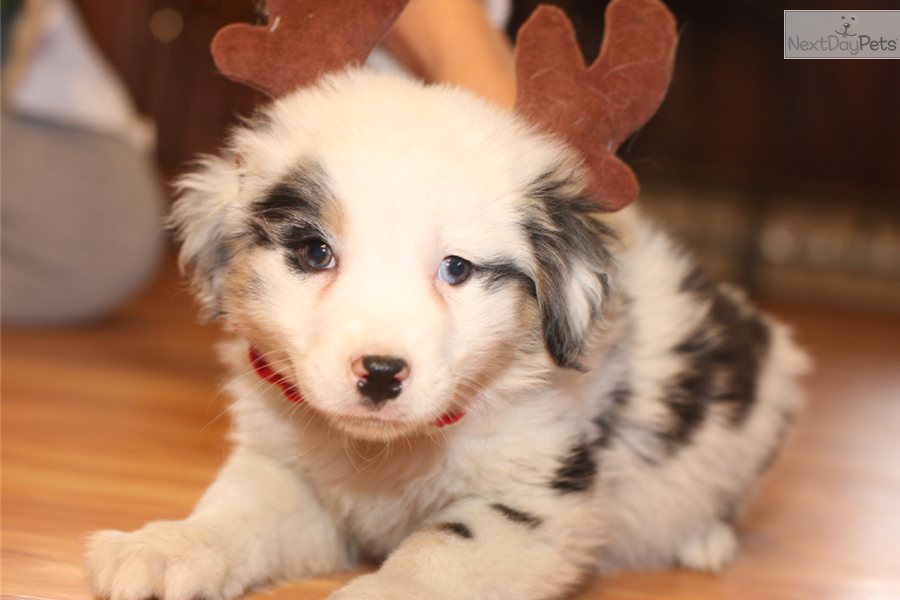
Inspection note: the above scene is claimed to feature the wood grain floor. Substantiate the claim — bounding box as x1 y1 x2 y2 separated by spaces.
3 256 899 600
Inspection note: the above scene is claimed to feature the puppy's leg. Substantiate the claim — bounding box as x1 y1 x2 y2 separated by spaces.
86 451 348 600
675 521 738 572
330 495 602 600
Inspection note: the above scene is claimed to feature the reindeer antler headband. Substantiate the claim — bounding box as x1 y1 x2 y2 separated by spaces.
211 0 677 211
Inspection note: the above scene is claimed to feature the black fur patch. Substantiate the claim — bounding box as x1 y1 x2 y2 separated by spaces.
474 261 536 297
661 283 772 447
609 383 631 407
254 186 319 221
679 264 713 295
435 522 473 539
489 503 543 528
250 162 331 247
550 441 597 493
248 162 337 274
594 413 615 449
238 106 274 132
523 168 617 369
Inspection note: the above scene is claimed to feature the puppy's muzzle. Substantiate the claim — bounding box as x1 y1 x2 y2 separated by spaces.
352 355 409 408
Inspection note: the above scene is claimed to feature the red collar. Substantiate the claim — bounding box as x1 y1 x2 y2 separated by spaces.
248 347 464 428
249 346 304 403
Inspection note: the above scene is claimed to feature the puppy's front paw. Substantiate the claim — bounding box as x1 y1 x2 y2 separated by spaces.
329 572 444 600
86 520 245 600
676 521 738 572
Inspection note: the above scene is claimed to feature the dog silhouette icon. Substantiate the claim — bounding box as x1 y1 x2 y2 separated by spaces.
835 14 858 37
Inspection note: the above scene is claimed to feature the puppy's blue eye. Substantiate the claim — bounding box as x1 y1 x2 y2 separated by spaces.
439 255 472 285
298 239 335 270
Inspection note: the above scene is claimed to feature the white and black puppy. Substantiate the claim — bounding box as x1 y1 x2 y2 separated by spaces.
86 71 808 600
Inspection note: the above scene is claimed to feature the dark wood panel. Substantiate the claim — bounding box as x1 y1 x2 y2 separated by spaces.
510 0 900 198
73 0 261 176
71 1 899 198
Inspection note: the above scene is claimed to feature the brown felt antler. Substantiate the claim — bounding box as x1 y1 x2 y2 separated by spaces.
212 0 676 211
515 0 677 210
212 0 410 98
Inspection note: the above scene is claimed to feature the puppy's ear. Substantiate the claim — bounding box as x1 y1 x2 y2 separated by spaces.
526 173 617 369
169 155 242 320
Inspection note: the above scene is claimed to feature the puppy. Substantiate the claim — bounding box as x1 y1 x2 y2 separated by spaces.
86 70 808 600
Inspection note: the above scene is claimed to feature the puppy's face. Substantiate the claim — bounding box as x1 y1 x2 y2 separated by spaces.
173 71 615 441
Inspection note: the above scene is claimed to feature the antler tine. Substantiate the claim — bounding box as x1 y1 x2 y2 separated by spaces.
514 0 677 211
212 0 410 98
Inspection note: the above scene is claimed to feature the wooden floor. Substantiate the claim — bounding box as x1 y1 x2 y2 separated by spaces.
3 255 899 600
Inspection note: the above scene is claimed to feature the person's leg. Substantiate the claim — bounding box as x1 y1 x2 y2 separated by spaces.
1 115 166 325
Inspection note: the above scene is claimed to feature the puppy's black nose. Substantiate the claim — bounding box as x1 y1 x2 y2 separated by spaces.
353 355 409 408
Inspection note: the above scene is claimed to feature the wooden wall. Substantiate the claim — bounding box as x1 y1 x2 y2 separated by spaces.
73 0 261 176
74 1 899 204
511 0 900 201
67 0 900 310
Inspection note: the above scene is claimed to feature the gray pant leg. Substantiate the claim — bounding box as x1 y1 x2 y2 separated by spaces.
1 115 166 325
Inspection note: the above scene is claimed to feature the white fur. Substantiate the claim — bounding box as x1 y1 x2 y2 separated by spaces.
86 71 809 600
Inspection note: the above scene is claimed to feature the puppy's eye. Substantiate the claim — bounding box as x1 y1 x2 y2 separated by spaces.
438 255 473 285
297 239 336 270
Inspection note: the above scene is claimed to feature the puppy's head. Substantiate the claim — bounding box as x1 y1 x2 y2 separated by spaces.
172 71 616 441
